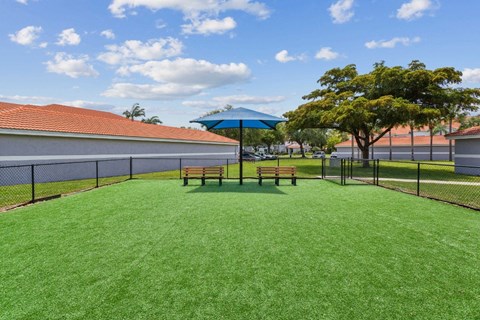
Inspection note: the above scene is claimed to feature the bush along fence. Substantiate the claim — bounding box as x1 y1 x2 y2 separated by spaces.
338 158 480 210
0 156 478 210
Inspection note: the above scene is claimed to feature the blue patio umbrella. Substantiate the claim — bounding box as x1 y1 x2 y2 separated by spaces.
190 107 286 184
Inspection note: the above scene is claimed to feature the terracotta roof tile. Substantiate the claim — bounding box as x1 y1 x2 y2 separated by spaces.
0 102 238 144
336 135 452 147
41 104 127 120
445 126 480 138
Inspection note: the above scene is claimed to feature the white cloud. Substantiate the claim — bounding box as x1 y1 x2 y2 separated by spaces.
183 95 286 108
315 47 340 60
275 50 294 63
100 29 116 40
98 37 183 65
397 0 435 20
0 94 57 105
45 52 99 78
56 28 81 46
9 25 42 46
462 68 480 83
61 100 120 112
0 95 117 112
108 0 270 19
104 58 251 100
328 0 355 24
16 0 29 4
155 19 167 29
182 17 237 35
275 50 306 63
102 83 203 100
119 58 250 86
365 36 421 49
39 42 48 48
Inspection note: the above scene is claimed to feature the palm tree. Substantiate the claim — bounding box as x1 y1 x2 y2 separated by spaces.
141 116 162 125
123 103 145 121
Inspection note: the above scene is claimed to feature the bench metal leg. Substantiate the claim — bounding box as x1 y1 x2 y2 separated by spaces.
183 178 188 186
292 178 297 186
201 178 205 186
259 177 262 186
275 178 279 186
219 178 222 186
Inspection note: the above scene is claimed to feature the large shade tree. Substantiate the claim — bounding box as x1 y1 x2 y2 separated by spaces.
285 63 418 163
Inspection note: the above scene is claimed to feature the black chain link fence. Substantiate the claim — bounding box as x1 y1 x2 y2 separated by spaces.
344 158 480 210
0 159 135 209
1 156 478 210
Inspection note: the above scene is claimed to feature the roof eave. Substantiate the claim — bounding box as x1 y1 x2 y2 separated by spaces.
0 128 239 146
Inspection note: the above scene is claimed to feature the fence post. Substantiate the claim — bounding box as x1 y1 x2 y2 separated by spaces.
350 157 353 179
179 158 182 179
372 159 376 185
321 157 324 179
322 158 327 179
129 157 133 179
96 161 99 188
31 164 35 202
226 159 229 179
341 159 344 185
417 162 421 196
376 159 380 186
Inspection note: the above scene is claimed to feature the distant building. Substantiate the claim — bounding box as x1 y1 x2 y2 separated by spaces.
335 124 459 161
446 126 480 175
286 143 311 154
0 102 238 182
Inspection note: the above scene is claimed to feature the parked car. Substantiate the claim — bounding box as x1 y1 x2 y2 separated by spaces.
312 151 325 159
258 152 278 160
264 154 278 160
254 153 267 160
330 152 339 159
242 152 262 161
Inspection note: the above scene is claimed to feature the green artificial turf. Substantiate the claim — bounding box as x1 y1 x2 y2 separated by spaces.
1 180 479 319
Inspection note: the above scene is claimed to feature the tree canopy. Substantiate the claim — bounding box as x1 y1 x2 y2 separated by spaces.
284 60 479 160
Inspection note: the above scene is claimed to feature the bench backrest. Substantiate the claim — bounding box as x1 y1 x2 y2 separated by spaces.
257 166 296 176
183 166 224 177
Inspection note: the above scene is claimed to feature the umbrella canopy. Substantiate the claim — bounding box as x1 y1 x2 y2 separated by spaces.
190 107 286 184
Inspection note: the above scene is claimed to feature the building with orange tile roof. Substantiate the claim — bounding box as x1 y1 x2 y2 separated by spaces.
334 122 463 161
0 102 238 169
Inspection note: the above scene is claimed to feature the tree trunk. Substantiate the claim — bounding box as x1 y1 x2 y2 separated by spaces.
299 143 305 158
429 128 433 161
351 137 354 159
448 118 453 162
410 125 415 161
361 147 370 168
389 130 392 160
370 134 375 159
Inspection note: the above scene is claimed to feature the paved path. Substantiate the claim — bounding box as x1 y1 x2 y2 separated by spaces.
358 177 480 186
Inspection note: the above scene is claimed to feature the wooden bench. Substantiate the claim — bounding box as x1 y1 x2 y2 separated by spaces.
183 166 224 186
257 166 297 186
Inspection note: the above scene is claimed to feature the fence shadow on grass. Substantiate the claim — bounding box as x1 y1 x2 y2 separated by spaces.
185 180 287 195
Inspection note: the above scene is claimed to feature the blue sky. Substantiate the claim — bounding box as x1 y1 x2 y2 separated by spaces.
1 0 479 127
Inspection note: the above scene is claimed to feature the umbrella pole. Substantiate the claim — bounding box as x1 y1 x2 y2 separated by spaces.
239 120 243 185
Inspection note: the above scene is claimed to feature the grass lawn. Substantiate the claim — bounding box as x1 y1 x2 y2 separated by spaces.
1 179 479 319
